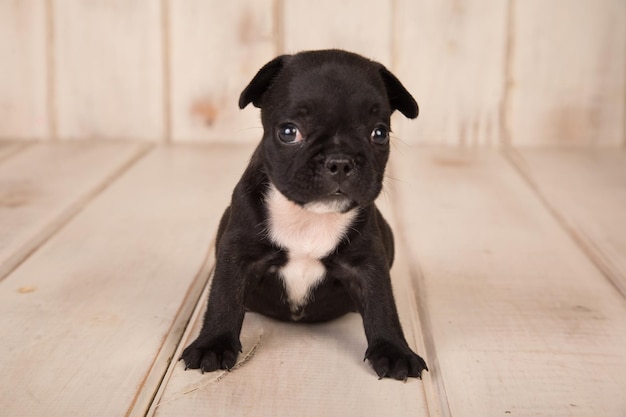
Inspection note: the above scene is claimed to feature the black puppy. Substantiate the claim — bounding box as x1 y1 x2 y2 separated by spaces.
181 50 428 380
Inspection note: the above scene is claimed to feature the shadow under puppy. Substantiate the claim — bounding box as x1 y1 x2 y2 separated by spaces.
181 49 428 380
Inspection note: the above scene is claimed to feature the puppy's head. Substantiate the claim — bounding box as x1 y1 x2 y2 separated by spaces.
239 50 418 213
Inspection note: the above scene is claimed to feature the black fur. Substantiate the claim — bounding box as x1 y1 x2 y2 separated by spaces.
181 50 427 380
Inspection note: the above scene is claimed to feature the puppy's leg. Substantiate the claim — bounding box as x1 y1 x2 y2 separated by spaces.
180 245 247 373
345 266 428 380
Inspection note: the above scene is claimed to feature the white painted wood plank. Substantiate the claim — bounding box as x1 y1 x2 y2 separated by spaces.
149 197 431 417
0 142 147 280
512 148 626 296
154 314 427 417
282 0 392 64
393 0 507 146
508 0 626 146
377 196 444 417
53 0 164 140
169 0 275 143
0 0 49 140
0 144 252 417
392 148 626 416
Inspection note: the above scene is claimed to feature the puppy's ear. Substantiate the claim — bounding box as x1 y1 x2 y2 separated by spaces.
239 55 290 109
379 67 419 119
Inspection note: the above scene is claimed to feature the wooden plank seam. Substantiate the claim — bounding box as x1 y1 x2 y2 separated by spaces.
502 145 626 299
499 0 515 148
141 248 218 417
160 0 172 143
127 242 218 417
45 0 58 140
388 161 452 417
404 259 451 417
0 144 153 281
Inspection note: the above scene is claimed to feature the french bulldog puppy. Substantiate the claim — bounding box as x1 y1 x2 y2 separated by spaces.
181 49 428 380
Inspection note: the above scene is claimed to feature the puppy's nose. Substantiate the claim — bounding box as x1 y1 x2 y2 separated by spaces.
325 155 355 182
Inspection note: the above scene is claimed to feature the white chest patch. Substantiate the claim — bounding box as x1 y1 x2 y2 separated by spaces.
265 184 358 312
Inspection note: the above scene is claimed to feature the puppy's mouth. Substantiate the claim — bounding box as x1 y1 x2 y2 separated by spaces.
303 190 355 214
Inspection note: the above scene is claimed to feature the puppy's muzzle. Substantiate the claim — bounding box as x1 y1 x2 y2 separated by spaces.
324 154 355 186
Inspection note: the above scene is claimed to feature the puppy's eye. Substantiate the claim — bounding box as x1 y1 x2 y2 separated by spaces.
371 125 389 145
277 124 303 144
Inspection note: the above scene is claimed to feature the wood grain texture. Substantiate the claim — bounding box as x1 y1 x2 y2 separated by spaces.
392 147 626 416
0 142 147 280
149 196 431 417
0 0 49 140
512 148 626 297
392 0 507 146
282 0 392 64
4 1 625 147
53 0 164 140
0 145 250 416
508 0 626 146
153 313 430 417
2 143 626 416
169 0 275 143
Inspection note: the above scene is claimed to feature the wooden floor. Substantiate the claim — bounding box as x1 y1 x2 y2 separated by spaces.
0 141 625 417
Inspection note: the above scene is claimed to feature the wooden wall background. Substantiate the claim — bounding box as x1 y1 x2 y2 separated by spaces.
0 0 624 146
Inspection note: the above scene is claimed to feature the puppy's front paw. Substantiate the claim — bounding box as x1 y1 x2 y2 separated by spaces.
365 341 428 380
180 334 242 373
